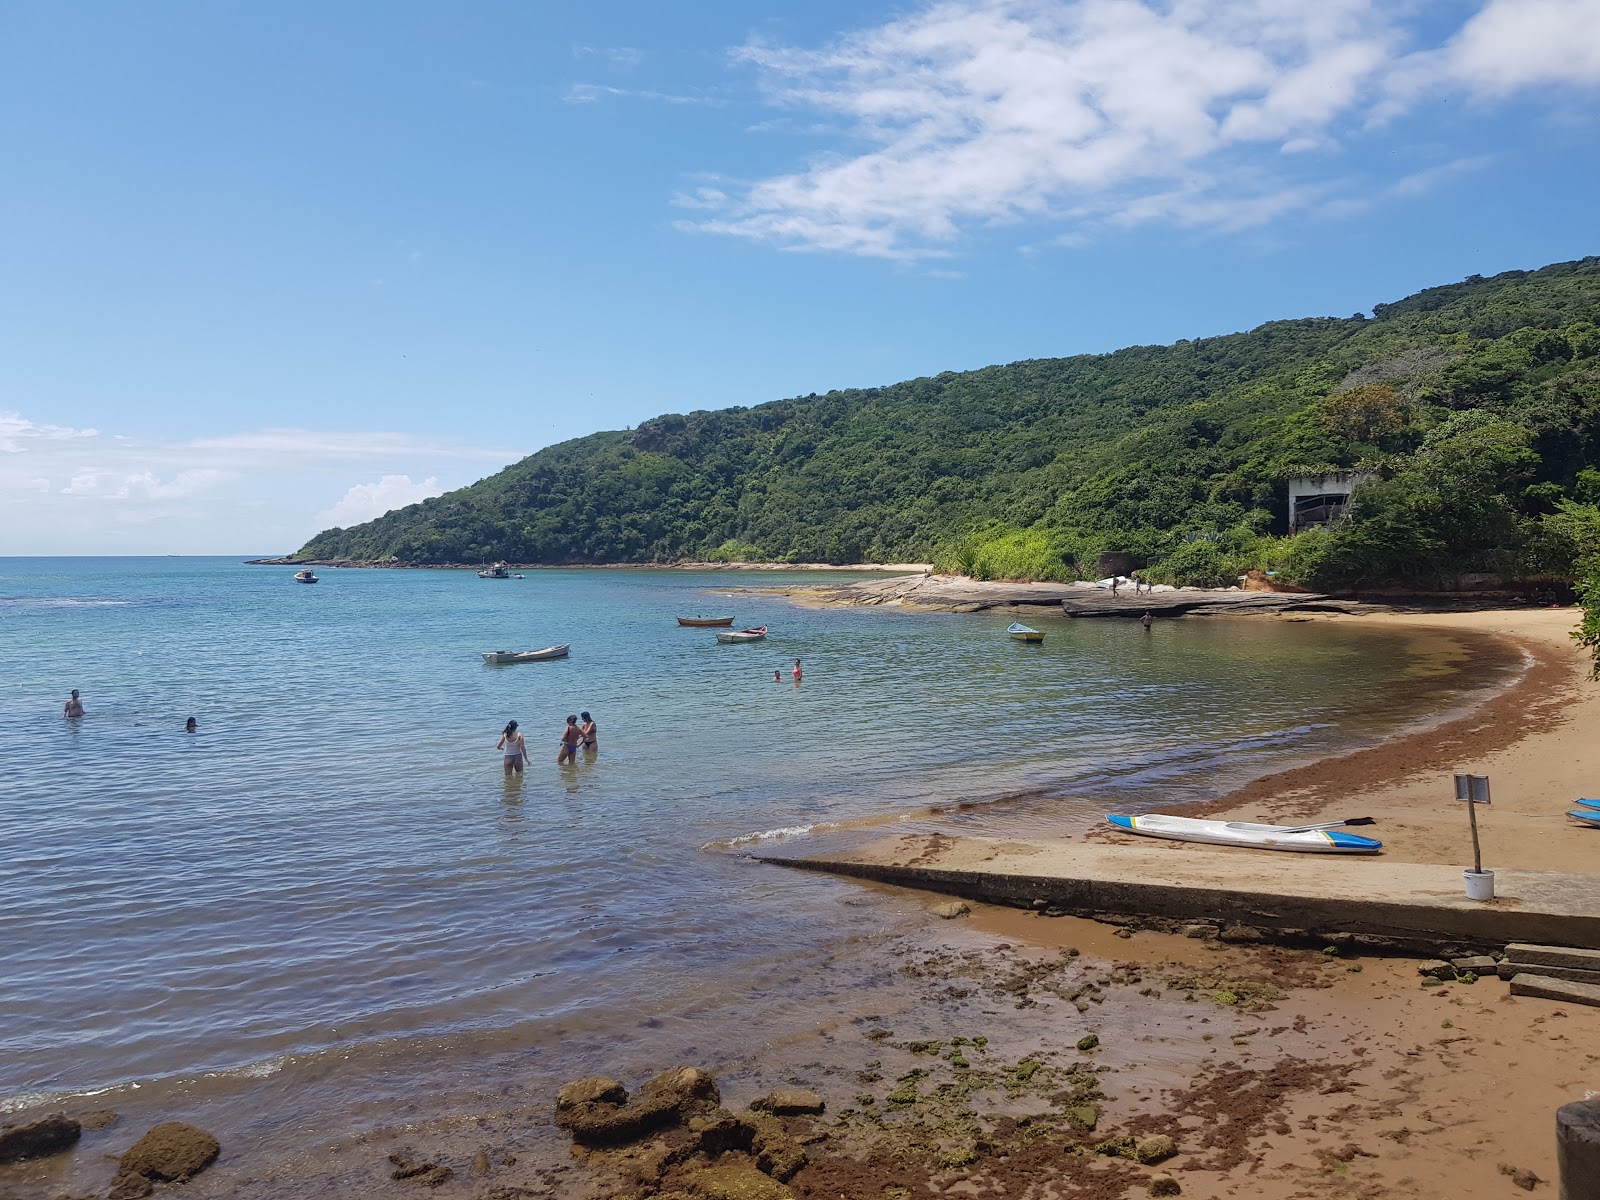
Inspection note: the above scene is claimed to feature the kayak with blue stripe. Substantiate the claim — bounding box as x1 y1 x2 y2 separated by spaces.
1105 813 1383 854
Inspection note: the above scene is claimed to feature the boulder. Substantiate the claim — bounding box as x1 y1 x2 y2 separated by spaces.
0 1113 81 1164
1452 955 1498 975
110 1123 220 1199
556 1076 627 1111
1417 960 1456 980
1181 925 1213 939
1135 1134 1177 1164
641 1067 721 1115
559 1094 681 1146
930 900 970 919
1076 1034 1100 1051
749 1089 825 1117
1149 1173 1182 1196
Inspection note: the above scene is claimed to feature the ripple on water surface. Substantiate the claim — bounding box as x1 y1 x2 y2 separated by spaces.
0 557 1518 1107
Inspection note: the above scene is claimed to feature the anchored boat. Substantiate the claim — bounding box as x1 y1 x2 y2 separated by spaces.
677 616 735 627
477 562 513 579
293 569 318 584
715 626 768 643
1007 622 1044 642
1104 813 1382 854
481 644 570 664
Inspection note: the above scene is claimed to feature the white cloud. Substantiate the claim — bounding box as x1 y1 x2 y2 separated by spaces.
1442 0 1600 94
0 413 523 554
0 411 98 453
688 0 1600 258
563 83 724 106
314 475 445 529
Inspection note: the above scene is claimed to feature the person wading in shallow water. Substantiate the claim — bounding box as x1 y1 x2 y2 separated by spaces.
579 711 598 755
184 716 197 733
63 689 84 717
497 720 527 776
558 714 582 765
792 659 803 682
1141 611 1154 631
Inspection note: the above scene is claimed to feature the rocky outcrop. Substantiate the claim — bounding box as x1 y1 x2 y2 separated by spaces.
109 1122 220 1199
554 1068 812 1198
555 1066 722 1147
0 1113 81 1164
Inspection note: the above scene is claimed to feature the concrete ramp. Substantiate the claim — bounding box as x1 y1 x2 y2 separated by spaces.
759 835 1600 953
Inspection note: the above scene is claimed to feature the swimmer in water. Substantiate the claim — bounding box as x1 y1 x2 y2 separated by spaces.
1141 610 1154 630
497 719 526 776
579 711 598 754
792 659 802 681
63 689 84 718
184 716 197 732
558 714 582 765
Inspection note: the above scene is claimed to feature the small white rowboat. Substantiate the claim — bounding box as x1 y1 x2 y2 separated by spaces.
482 644 570 664
1007 622 1044 642
715 626 768 643
1105 813 1382 854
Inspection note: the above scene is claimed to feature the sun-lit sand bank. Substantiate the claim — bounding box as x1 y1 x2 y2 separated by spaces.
1197 607 1598 875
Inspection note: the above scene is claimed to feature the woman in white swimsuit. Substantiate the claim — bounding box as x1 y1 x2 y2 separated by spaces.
497 720 527 776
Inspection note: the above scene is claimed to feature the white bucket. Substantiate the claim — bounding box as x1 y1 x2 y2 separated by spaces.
1464 869 1495 901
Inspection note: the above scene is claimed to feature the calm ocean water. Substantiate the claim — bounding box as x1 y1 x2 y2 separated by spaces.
0 558 1515 1131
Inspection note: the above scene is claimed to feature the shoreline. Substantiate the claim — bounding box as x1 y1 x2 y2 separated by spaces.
1190 607 1597 874
5 603 1596 1199
243 557 935 572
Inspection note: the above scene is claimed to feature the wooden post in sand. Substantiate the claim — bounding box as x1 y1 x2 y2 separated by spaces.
1557 1099 1600 1199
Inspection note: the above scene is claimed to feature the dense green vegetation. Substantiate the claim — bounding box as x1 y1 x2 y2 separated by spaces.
300 258 1600 597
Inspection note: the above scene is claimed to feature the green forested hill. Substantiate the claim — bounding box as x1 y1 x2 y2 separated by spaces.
298 257 1600 588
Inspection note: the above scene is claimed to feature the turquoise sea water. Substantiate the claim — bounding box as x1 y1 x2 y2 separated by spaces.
0 558 1514 1133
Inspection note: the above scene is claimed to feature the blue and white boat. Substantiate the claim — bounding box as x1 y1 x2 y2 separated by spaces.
1105 813 1382 854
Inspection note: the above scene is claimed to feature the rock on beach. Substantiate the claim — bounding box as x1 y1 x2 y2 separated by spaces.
0 1113 82 1164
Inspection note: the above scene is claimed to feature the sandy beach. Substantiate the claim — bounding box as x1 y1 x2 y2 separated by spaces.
1193 607 1598 874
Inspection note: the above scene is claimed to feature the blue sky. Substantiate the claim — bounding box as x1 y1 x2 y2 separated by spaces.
3 0 1599 554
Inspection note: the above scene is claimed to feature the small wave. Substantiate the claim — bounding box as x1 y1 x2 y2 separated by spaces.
0 597 132 608
704 823 835 850
0 1080 138 1115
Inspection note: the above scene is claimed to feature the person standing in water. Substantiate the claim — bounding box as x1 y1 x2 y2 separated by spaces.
773 669 782 682
557 714 582 765
1141 610 1154 631
792 659 802 682
579 711 598 754
63 689 84 717
497 720 527 776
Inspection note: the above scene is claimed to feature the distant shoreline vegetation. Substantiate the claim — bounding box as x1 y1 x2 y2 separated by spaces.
297 257 1600 601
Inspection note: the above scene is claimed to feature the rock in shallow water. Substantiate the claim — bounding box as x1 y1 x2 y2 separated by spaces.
556 1076 628 1111
750 1089 825 1116
109 1122 220 1199
0 1113 81 1164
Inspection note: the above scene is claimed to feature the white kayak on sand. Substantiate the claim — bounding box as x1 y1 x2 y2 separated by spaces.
1105 813 1382 854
